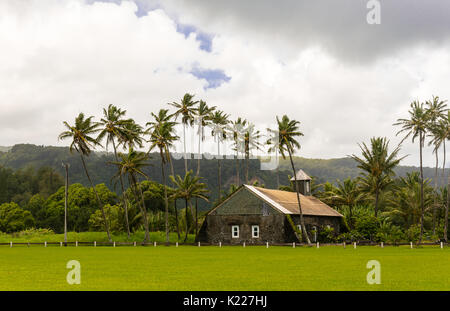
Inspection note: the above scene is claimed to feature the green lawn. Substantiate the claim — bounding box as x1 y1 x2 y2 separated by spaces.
0 231 195 244
0 245 448 290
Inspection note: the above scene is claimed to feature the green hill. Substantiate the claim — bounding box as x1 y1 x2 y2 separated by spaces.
0 144 447 206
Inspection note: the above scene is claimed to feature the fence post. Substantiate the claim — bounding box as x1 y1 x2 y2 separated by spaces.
266 241 269 248
134 241 136 247
219 241 222 248
381 242 384 248
243 242 246 248
10 241 12 248
27 242 30 248
441 242 443 249
316 242 319 248
154 241 156 247
293 242 296 248
60 241 63 247
410 241 413 249
45 241 47 248
176 242 178 247
353 242 356 249
76 241 78 247
343 242 346 248
113 241 116 248
198 242 201 247
94 241 96 247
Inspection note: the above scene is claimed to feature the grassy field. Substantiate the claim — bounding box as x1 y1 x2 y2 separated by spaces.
0 245 448 290
0 231 195 244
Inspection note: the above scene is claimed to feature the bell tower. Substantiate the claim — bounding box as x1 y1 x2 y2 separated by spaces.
290 169 312 196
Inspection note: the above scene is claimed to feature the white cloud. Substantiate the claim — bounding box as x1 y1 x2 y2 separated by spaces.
1 0 450 169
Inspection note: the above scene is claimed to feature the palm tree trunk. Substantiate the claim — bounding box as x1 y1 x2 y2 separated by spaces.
419 132 425 244
112 139 131 238
63 163 69 246
217 139 222 202
287 145 311 244
160 156 170 244
183 123 188 174
433 150 438 235
80 154 112 242
184 198 189 243
374 188 380 218
168 157 180 240
235 150 240 186
445 171 449 242
135 176 150 243
197 127 202 176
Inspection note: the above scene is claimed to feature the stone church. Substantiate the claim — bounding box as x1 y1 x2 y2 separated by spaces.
197 170 343 244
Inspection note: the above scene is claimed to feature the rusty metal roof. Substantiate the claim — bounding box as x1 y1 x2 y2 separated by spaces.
290 169 312 181
245 185 343 217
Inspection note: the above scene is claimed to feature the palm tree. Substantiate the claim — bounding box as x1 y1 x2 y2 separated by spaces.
169 93 198 173
170 170 209 242
110 150 151 242
394 101 430 242
195 101 216 176
147 111 179 244
243 123 261 184
350 137 404 218
97 104 134 237
268 115 311 244
229 118 247 186
58 113 112 242
325 178 364 229
210 110 230 203
117 120 145 151
425 96 447 234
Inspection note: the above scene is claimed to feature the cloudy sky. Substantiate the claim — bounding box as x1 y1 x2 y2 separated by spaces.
1 0 450 167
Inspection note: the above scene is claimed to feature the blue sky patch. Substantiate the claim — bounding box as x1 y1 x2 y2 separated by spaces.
190 67 231 89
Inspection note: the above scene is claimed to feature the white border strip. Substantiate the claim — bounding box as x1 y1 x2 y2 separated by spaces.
245 185 293 214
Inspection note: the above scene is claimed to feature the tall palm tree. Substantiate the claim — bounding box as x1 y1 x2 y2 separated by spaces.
210 110 230 203
243 123 261 184
229 118 247 186
147 111 179 244
425 96 447 234
170 170 209 242
325 178 364 229
268 115 311 244
110 150 151 242
117 120 145 151
58 113 112 242
394 101 430 242
350 137 404 218
146 108 181 238
97 104 134 237
169 93 198 173
195 101 216 176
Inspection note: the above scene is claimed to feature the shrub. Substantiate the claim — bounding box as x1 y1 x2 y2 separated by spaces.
0 202 35 233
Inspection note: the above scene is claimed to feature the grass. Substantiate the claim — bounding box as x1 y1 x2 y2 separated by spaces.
0 231 195 244
0 245 448 290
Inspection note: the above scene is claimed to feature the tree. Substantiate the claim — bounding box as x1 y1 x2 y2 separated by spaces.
110 150 151 242
170 170 209 242
195 101 215 177
58 112 112 242
325 178 364 229
169 93 198 173
268 115 311 244
97 104 134 237
243 123 261 184
147 110 179 244
350 137 404 218
0 202 34 233
394 102 430 243
426 96 448 234
210 110 230 203
229 118 247 186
